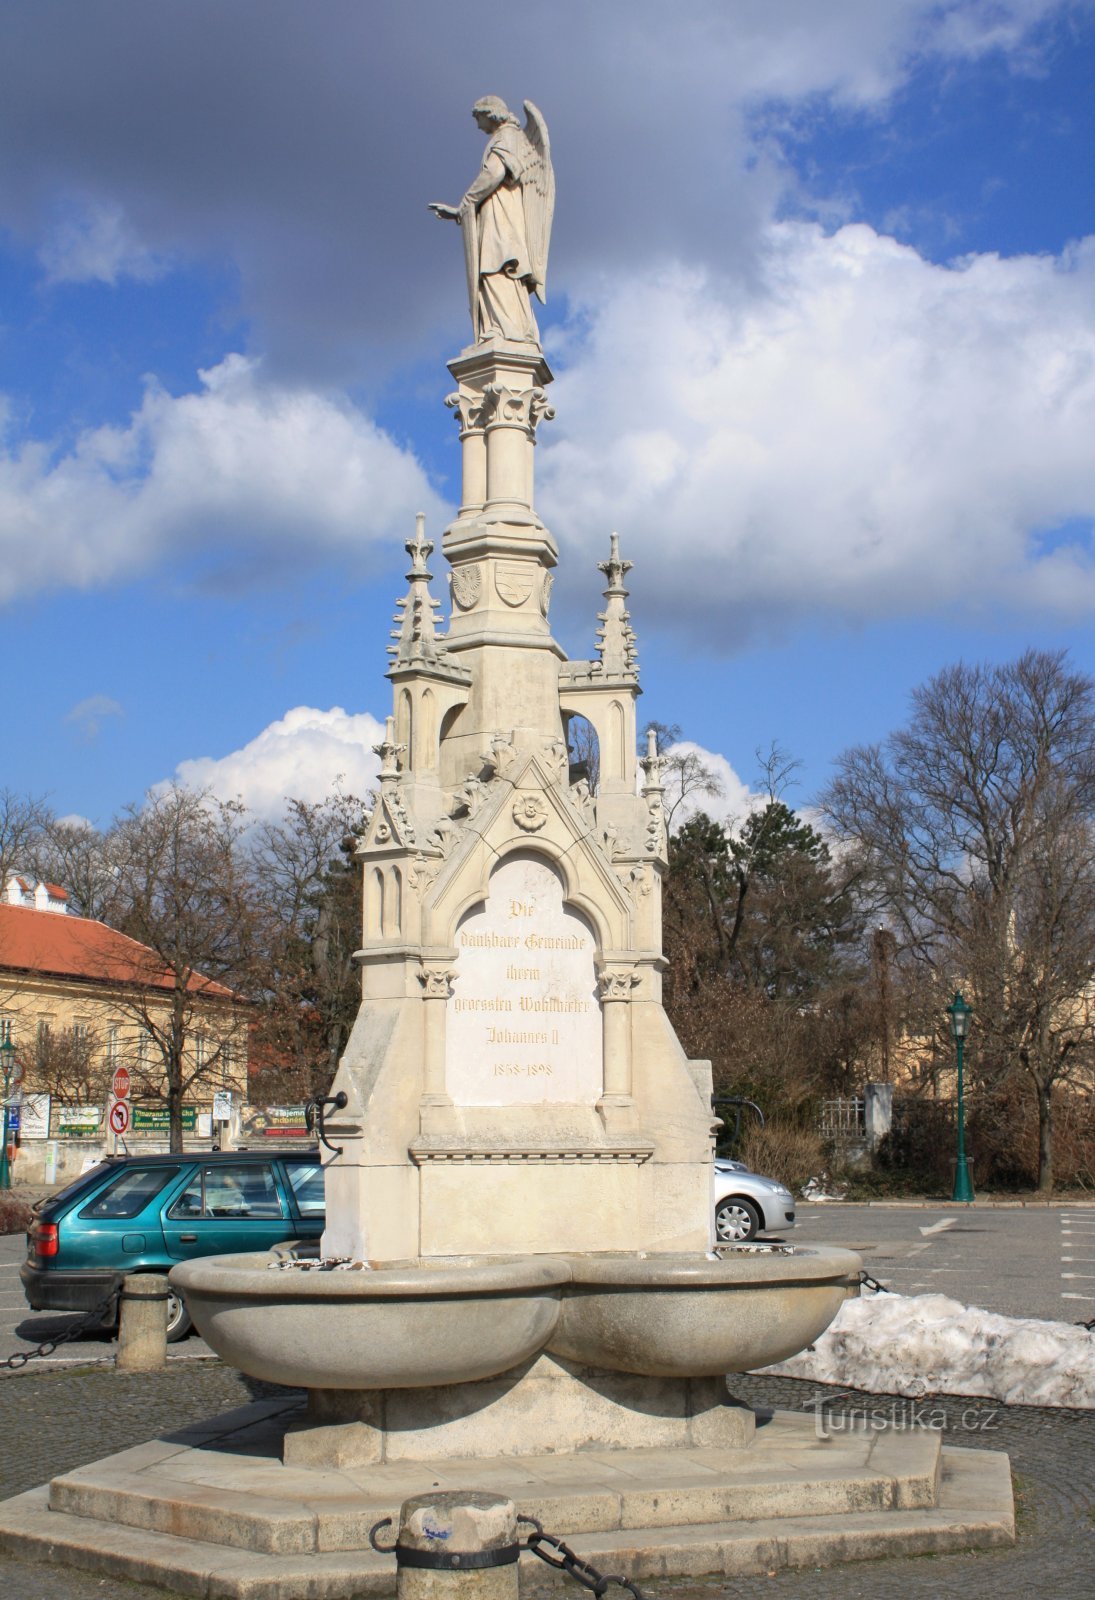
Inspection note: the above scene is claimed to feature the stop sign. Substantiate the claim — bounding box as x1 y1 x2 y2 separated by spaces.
112 1066 131 1100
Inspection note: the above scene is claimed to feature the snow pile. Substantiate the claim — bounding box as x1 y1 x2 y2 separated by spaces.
763 1291 1095 1408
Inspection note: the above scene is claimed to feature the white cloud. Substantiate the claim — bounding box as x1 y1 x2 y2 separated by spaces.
0 355 449 602
38 197 164 285
542 224 1095 642
173 705 384 820
65 694 123 742
661 742 756 835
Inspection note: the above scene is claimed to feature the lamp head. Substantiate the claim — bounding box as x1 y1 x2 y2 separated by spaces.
947 990 972 1042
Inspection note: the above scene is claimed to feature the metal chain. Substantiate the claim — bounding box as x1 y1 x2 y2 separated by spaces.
518 1515 646 1600
1 1290 118 1372
858 1269 891 1294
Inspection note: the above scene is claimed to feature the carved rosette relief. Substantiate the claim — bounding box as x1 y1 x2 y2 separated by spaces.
495 563 536 608
451 564 483 611
512 795 549 833
540 572 554 617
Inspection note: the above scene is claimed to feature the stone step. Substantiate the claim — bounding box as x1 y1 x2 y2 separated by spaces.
0 1450 1015 1600
43 1413 943 1554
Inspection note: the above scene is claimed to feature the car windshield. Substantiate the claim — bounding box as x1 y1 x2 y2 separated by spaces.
78 1166 182 1220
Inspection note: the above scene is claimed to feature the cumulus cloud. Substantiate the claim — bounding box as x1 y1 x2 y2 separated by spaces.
173 705 384 820
0 1 1077 377
542 224 1095 643
661 741 756 835
65 694 123 742
0 355 449 601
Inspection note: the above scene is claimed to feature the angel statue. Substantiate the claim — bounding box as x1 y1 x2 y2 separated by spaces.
430 97 554 346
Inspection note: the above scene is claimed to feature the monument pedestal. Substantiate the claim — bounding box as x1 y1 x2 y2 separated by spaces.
282 1354 757 1469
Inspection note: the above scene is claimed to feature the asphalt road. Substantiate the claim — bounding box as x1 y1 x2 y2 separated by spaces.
3 1200 1093 1368
786 1201 1095 1324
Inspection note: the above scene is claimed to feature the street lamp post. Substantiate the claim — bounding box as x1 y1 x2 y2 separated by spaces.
947 991 974 1204
0 1025 15 1191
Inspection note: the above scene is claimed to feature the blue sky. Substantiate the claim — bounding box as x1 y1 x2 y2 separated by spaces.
0 1 1092 826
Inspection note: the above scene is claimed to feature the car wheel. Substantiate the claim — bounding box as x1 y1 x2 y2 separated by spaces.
166 1289 192 1343
715 1197 761 1243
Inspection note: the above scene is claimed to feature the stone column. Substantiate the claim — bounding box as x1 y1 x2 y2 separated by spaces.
419 962 455 1104
445 392 488 518
115 1273 168 1371
598 966 639 1104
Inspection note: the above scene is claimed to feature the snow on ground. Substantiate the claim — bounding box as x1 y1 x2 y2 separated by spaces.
762 1290 1095 1408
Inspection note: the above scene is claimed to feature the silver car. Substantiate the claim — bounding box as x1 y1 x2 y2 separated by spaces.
713 1159 795 1242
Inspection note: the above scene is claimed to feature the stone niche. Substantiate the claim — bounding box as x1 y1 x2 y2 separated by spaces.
447 854 602 1108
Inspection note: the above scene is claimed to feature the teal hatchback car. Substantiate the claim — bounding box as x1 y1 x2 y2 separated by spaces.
21 1150 325 1340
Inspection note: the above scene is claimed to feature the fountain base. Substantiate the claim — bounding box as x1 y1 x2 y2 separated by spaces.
285 1352 756 1468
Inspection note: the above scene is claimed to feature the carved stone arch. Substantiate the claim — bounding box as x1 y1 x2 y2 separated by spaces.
366 867 385 938
419 688 438 771
382 864 402 939
608 700 626 781
396 689 414 769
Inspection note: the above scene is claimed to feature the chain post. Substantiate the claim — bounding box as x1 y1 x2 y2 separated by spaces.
1 1288 119 1373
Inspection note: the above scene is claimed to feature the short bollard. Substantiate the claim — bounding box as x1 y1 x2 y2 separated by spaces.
372 1491 519 1600
115 1274 169 1372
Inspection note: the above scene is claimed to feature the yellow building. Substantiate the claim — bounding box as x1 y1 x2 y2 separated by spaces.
0 877 247 1174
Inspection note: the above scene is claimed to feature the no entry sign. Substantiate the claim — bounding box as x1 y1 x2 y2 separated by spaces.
111 1066 131 1100
108 1100 130 1136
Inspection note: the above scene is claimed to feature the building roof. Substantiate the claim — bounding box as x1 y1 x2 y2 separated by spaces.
0 904 237 1000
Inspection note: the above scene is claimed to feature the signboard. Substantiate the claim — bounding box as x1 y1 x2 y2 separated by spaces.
241 1106 310 1139
6 1104 19 1132
111 1067 131 1100
131 1105 198 1133
108 1100 130 1136
212 1091 234 1122
56 1105 103 1138
446 855 602 1106
20 1093 50 1139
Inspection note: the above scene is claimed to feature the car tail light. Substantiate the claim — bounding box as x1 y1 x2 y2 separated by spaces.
32 1223 59 1258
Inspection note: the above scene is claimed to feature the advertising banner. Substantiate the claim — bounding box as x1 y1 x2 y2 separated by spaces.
131 1105 198 1133
56 1105 103 1137
241 1105 310 1139
20 1093 50 1139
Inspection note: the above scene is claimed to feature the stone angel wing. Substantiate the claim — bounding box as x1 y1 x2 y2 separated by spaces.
521 100 555 304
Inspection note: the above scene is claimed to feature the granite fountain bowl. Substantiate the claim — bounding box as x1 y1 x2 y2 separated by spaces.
548 1247 863 1376
171 1245 860 1389
169 1252 571 1390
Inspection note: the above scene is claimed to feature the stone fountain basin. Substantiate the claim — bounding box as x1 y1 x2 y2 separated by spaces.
169 1253 570 1390
171 1245 859 1390
548 1248 862 1376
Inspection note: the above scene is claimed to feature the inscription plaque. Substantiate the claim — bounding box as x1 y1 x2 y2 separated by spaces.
447 854 602 1105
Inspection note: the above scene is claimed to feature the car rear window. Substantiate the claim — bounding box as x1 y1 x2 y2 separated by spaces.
166 1162 285 1220
78 1166 182 1220
284 1161 325 1216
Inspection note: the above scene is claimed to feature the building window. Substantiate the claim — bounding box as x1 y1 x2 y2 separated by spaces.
36 1018 52 1067
106 1027 118 1066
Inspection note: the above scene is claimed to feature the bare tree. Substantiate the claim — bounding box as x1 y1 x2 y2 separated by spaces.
0 789 53 890
249 791 367 1102
97 785 256 1151
32 1025 111 1109
30 817 121 923
823 650 1095 1189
